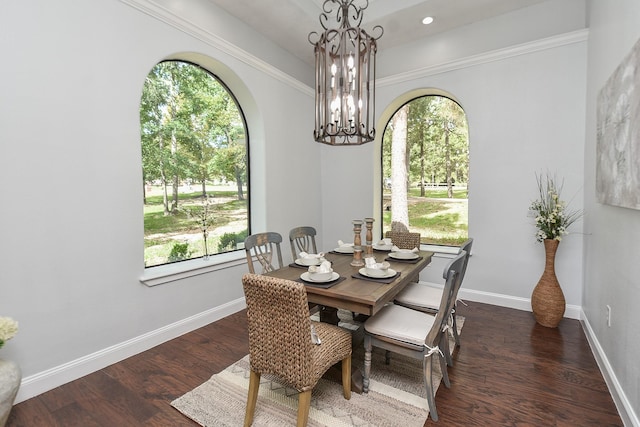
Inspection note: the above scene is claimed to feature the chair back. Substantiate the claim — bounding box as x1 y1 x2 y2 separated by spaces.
458 238 474 280
437 238 473 302
289 226 318 260
385 231 421 249
244 232 284 274
242 273 314 390
425 250 466 347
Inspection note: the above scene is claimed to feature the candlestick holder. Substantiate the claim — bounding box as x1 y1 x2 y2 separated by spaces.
350 219 364 267
364 217 374 257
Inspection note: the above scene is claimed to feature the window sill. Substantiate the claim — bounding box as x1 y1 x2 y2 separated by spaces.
421 244 462 258
140 251 247 287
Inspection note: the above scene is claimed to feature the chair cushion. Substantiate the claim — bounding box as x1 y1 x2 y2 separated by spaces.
364 304 435 347
394 282 442 311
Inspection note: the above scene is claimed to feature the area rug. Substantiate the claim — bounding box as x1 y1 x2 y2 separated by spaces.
171 313 464 427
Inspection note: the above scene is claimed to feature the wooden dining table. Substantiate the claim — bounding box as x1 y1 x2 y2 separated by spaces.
265 249 434 393
266 249 433 321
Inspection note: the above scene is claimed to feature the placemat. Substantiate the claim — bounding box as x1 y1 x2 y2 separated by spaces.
385 255 423 264
295 276 346 288
351 271 401 284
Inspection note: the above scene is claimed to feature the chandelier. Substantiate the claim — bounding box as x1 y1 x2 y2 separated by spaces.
308 0 383 145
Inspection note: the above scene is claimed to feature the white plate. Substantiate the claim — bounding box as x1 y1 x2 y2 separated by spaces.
333 246 354 254
358 268 397 279
295 257 322 266
389 252 419 260
301 271 340 283
372 244 393 251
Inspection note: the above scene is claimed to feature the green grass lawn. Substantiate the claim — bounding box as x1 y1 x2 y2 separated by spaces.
144 187 248 267
383 186 468 246
144 185 468 266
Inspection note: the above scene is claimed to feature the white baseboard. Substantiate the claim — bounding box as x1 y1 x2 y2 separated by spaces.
15 298 247 404
15 287 639 427
581 312 639 427
456 286 581 320
453 284 637 426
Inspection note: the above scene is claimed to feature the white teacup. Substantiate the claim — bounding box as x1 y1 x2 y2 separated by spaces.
299 253 322 265
308 263 333 281
391 249 417 259
364 267 387 277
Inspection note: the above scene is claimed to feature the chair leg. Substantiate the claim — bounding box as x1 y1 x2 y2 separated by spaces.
442 329 453 367
244 370 261 427
423 355 438 422
452 310 461 347
297 390 312 427
439 347 451 388
363 335 372 393
341 355 352 400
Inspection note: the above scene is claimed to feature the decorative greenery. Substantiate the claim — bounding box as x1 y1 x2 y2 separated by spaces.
182 195 216 258
0 316 18 349
218 229 248 252
168 242 192 263
530 173 583 242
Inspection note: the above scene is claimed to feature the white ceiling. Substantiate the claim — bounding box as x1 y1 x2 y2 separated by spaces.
207 0 549 65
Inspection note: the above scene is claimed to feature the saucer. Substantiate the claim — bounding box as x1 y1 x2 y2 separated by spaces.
301 271 340 283
358 268 397 279
333 246 354 254
372 244 393 251
389 252 419 260
295 257 323 266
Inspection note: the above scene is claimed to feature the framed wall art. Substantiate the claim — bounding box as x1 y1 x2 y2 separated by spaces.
596 36 640 210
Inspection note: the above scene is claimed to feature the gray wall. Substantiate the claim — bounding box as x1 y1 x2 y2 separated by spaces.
0 0 637 423
583 1 640 423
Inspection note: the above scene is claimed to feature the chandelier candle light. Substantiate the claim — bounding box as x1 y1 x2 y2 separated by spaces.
309 0 383 145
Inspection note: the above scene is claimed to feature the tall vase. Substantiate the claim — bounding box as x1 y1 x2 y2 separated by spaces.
0 358 21 427
531 239 566 328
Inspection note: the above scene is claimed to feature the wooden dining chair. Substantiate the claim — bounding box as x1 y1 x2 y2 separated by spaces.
244 232 284 274
289 226 318 260
242 273 352 427
394 238 473 358
362 250 467 422
385 231 421 249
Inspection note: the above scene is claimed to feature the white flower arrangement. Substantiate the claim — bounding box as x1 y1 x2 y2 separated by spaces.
530 173 583 242
0 316 18 349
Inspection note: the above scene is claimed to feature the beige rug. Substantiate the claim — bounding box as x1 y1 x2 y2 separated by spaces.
171 313 464 427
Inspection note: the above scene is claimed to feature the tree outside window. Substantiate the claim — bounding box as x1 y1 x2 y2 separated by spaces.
382 96 468 246
140 61 249 267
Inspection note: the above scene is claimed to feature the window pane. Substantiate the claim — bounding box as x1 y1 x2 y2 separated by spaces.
140 61 249 267
381 96 468 246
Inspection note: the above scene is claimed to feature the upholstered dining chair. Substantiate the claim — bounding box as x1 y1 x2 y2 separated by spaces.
362 250 467 422
244 232 284 274
385 230 422 249
289 226 318 261
394 238 473 357
242 273 352 427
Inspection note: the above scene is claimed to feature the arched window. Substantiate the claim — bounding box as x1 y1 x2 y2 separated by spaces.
140 60 249 267
381 95 468 246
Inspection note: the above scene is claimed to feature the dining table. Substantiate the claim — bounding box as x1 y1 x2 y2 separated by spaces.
265 248 434 393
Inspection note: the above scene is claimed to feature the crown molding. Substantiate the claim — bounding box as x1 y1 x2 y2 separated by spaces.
378 29 589 87
121 0 588 99
120 0 313 97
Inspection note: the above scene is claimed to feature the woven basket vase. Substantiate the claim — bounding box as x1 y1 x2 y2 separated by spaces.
531 239 566 328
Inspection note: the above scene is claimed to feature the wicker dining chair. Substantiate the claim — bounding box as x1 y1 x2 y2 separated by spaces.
242 273 352 427
289 226 318 260
362 250 467 422
385 230 422 249
244 232 284 274
394 238 474 360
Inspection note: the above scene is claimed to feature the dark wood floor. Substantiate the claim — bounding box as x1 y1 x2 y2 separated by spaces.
7 301 622 426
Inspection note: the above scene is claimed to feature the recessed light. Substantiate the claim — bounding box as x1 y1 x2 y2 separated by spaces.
422 16 434 25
